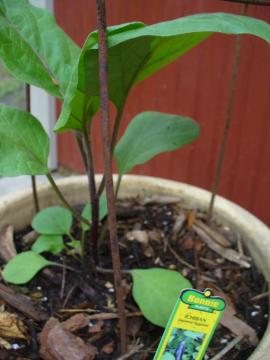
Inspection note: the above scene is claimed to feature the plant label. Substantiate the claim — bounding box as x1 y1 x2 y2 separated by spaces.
154 288 226 360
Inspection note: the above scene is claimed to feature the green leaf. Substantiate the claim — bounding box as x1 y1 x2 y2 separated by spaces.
114 112 199 175
0 104 49 176
55 13 270 132
32 235 64 254
81 192 108 231
130 268 192 327
162 354 175 360
0 0 79 97
67 239 81 249
2 251 52 284
32 206 73 235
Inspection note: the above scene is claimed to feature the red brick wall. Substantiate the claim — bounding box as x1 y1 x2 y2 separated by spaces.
55 0 270 225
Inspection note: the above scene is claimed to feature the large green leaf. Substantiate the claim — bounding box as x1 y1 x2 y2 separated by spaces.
2 251 52 284
114 112 199 175
32 206 73 235
55 13 270 132
130 268 192 327
0 104 49 176
0 0 79 97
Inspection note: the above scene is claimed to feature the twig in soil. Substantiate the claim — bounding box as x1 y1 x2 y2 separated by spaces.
62 284 78 308
210 335 244 360
116 342 144 360
58 310 142 321
52 262 80 273
237 234 244 256
250 291 270 302
167 244 196 270
200 257 217 267
194 238 200 288
195 220 231 248
89 311 142 321
0 283 47 321
96 266 130 275
96 0 127 353
193 225 250 268
26 319 39 353
60 257 67 300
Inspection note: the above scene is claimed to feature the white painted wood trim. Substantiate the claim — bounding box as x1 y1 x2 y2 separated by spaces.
29 0 57 170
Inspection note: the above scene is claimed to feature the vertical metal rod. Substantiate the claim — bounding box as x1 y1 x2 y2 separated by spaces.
95 0 127 353
207 4 248 222
25 84 39 213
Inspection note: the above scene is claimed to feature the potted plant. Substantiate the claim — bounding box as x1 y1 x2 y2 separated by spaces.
0 0 269 358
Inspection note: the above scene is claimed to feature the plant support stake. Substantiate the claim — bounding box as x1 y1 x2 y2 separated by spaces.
207 3 248 222
96 0 127 354
25 84 39 213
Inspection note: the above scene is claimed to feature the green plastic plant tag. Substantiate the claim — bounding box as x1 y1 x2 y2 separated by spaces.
154 288 226 360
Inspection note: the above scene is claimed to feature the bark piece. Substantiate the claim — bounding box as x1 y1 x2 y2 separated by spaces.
0 283 47 321
0 225 16 263
172 213 186 240
141 195 181 205
63 314 89 332
22 230 38 246
88 320 104 334
187 210 196 230
40 318 97 360
0 311 27 340
193 225 250 268
221 305 258 346
126 230 149 245
101 341 114 354
195 220 231 247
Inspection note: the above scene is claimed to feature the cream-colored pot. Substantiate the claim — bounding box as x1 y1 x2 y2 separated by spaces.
0 175 269 359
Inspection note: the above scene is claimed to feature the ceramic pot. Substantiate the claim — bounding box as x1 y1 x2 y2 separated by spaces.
0 175 269 359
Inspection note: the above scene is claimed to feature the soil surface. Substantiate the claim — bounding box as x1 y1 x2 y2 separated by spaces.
0 197 268 359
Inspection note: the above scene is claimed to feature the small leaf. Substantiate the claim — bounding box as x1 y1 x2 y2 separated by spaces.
2 251 52 284
82 192 107 231
115 112 199 175
130 268 192 327
162 354 175 360
32 207 72 235
31 235 64 254
68 240 81 249
0 104 49 176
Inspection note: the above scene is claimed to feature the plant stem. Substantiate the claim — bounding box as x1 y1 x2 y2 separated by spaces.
222 0 270 5
96 0 127 354
25 84 39 213
82 124 99 267
207 3 248 222
97 106 125 197
46 173 90 226
75 131 88 170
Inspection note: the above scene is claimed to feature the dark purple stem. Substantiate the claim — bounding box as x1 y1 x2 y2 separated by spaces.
82 124 99 267
96 0 127 353
222 0 270 5
25 84 39 213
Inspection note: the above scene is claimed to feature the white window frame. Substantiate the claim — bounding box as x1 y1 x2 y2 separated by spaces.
29 0 57 170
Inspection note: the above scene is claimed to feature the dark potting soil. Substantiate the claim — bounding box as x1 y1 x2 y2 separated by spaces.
0 198 268 360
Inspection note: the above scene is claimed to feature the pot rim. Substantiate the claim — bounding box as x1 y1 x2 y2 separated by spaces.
0 174 269 359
